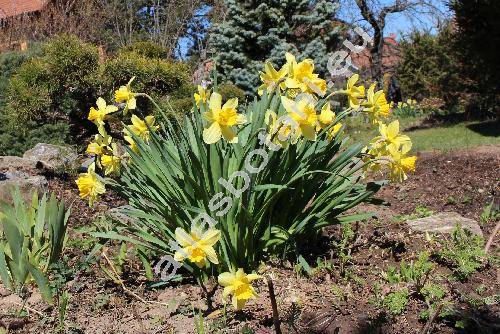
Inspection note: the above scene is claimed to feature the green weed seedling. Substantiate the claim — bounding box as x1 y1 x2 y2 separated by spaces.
369 283 409 316
446 196 457 205
435 225 486 280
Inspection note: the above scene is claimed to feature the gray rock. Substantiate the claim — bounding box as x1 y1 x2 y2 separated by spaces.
0 156 36 172
23 143 79 173
406 212 483 237
0 172 48 204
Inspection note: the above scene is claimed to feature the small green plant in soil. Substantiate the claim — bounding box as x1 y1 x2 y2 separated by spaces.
333 222 356 277
480 200 499 225
57 290 70 333
394 204 433 222
383 288 410 315
383 251 433 295
373 251 450 318
435 225 486 280
0 189 70 304
418 283 452 320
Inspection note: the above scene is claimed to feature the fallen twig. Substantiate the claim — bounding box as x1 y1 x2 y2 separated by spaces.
484 220 500 254
265 274 282 334
101 250 170 307
4 300 44 317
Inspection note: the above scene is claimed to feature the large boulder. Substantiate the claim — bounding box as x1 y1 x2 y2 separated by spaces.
23 143 79 173
406 212 483 237
0 172 48 203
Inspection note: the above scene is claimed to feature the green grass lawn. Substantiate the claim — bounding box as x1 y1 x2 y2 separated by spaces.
346 115 500 153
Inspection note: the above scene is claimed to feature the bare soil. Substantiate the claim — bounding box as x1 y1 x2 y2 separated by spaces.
1 145 499 334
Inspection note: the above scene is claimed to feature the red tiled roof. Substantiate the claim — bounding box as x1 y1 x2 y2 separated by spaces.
0 0 48 19
351 33 401 71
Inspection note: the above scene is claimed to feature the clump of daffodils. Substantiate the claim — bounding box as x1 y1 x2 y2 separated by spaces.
252 53 414 182
76 79 159 206
364 120 417 182
75 52 417 311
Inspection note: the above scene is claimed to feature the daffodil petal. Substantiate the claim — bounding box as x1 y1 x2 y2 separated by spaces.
203 122 222 144
218 272 235 287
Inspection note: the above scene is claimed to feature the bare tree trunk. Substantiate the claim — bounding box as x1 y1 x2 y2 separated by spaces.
354 0 419 83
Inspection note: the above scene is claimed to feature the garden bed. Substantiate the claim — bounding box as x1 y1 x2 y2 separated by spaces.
1 146 498 334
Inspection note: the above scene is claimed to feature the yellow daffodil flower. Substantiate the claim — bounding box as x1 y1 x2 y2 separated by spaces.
218 269 262 310
75 163 105 206
115 77 137 112
258 61 287 95
284 52 326 96
387 144 417 182
203 92 247 144
363 83 391 123
127 115 159 141
100 144 121 175
86 131 112 156
173 226 221 268
372 120 411 152
265 110 300 148
338 74 365 109
317 102 342 140
88 97 118 127
281 95 318 141
123 133 138 153
194 85 210 108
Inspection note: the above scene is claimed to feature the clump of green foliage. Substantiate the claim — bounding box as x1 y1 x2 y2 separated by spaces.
218 84 246 103
450 0 500 116
480 201 499 225
383 288 409 315
418 283 450 320
5 35 99 128
396 23 463 114
435 225 486 280
0 189 70 304
0 113 70 156
391 100 424 118
384 251 433 294
1 35 195 150
372 251 451 318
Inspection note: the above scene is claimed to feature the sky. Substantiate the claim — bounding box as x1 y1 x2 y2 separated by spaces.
337 0 453 39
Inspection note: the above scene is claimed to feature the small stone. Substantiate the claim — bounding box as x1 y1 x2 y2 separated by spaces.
406 212 483 237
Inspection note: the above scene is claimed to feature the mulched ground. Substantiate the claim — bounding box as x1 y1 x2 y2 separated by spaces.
1 145 498 334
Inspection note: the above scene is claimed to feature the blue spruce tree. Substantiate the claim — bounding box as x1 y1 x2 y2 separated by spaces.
208 0 342 95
